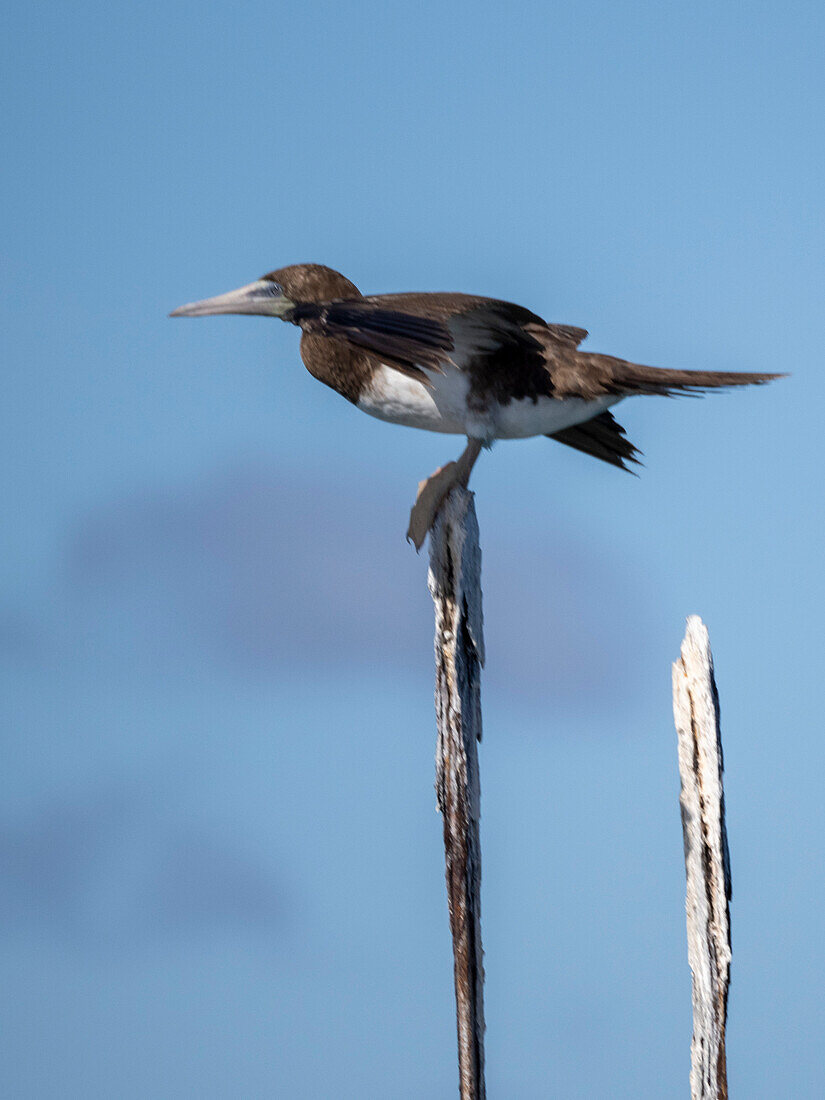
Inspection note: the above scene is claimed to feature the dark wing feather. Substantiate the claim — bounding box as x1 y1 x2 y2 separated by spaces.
548 410 642 472
292 301 454 379
356 294 570 397
450 307 558 402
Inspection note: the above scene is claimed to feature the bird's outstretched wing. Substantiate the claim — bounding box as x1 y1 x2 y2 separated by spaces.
296 294 783 400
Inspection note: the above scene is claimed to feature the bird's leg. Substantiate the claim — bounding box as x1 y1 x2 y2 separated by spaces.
406 438 483 551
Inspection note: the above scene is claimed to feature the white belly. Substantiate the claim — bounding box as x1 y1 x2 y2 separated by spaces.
494 393 621 438
357 365 479 435
357 365 621 441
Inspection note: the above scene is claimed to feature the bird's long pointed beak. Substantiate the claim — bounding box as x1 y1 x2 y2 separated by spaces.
169 280 292 318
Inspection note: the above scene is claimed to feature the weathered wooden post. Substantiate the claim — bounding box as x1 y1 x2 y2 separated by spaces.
426 515 734 1100
428 487 486 1100
673 616 732 1100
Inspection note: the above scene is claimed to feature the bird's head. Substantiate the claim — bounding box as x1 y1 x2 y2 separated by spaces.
169 263 361 320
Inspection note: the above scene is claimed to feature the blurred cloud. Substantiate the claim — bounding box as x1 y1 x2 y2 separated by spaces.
0 781 283 947
17 460 651 705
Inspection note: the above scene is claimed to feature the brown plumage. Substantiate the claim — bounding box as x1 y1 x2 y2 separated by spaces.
171 262 784 546
173 262 784 471
266 262 777 387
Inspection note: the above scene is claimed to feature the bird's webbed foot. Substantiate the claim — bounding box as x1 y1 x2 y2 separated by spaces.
406 439 482 551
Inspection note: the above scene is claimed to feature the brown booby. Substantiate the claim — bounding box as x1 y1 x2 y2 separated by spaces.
171 263 782 548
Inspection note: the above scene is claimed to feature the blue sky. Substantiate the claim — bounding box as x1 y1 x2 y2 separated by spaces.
2 1 824 1095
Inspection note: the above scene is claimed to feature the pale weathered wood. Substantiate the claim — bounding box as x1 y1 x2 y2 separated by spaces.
428 487 486 1100
673 616 732 1100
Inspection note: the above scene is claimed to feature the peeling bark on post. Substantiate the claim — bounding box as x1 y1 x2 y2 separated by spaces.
673 616 732 1100
428 487 486 1100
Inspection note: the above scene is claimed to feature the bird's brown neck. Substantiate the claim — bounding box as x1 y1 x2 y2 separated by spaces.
299 331 375 404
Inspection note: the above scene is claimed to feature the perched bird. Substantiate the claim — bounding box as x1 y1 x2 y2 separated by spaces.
171 263 782 548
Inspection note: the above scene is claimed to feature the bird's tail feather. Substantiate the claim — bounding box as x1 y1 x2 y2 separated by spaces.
578 354 785 396
548 410 642 472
